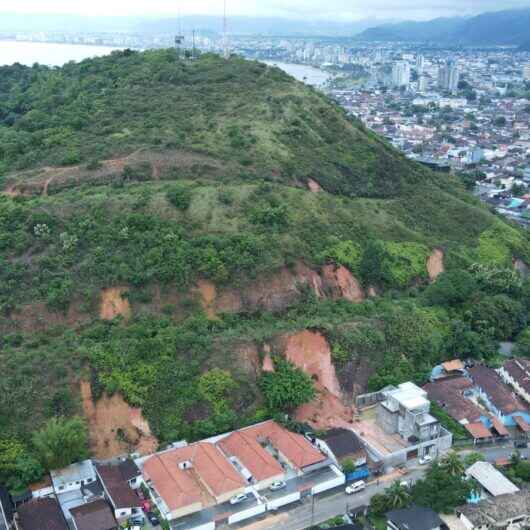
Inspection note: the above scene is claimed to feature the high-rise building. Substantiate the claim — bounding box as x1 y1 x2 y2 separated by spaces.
416 54 425 75
438 60 460 94
418 75 428 93
392 61 411 89
523 65 530 81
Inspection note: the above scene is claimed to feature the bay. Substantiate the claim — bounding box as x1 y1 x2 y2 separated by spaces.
262 60 331 87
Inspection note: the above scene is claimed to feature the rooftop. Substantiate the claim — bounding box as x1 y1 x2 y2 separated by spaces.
465 422 492 440
96 464 142 510
17 498 69 530
465 461 519 497
385 382 429 411
458 491 530 526
503 358 530 395
386 505 444 530
424 377 482 424
50 460 95 488
320 428 366 461
469 365 526 414
70 499 117 530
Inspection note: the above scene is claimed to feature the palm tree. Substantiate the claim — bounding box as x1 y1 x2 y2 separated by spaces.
386 481 411 509
441 451 464 476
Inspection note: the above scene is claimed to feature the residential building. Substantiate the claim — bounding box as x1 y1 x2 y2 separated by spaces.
95 464 142 522
50 460 97 494
15 498 69 530
416 54 425 75
386 505 444 530
523 65 530 81
392 61 411 88
457 491 530 529
70 500 118 530
439 59 460 94
377 382 441 445
318 429 369 480
465 461 519 499
418 75 428 93
468 365 529 427
498 358 530 405
0 487 14 530
137 420 343 529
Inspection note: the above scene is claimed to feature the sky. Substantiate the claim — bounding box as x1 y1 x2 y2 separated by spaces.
4 0 530 20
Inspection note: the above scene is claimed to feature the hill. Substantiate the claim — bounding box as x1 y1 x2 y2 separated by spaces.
357 8 530 45
0 50 529 492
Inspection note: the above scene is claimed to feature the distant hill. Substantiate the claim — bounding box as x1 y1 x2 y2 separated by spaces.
357 8 530 45
0 12 391 37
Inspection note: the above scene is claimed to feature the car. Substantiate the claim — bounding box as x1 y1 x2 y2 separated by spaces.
419 454 433 465
229 493 248 505
399 480 409 488
141 500 151 513
146 512 160 526
345 481 366 494
515 440 528 449
129 514 145 525
269 480 287 491
129 526 141 530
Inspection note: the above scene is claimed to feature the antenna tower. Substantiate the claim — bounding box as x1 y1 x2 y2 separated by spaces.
223 0 229 59
175 8 184 59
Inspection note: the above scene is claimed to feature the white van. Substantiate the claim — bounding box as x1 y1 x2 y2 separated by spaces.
345 481 366 494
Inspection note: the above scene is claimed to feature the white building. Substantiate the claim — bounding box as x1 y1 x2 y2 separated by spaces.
392 61 411 89
438 60 460 94
50 460 97 494
523 65 530 81
465 461 519 499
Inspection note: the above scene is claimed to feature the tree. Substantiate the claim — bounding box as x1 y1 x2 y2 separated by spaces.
166 184 192 210
464 452 485 467
494 116 507 127
412 461 473 513
32 417 89 471
441 452 464 476
198 368 237 402
259 357 315 413
0 438 44 493
423 270 478 306
386 481 411 509
369 493 390 516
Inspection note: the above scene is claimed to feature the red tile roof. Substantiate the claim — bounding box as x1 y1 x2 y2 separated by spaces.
490 416 509 437
469 365 526 415
514 415 530 433
218 431 284 482
465 422 493 440
239 420 325 470
424 377 482 423
503 359 530 396
96 465 142 510
17 498 68 530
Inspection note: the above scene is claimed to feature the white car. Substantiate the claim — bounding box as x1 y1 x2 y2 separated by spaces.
345 480 366 494
269 480 287 491
230 493 248 505
419 454 433 465
129 527 141 530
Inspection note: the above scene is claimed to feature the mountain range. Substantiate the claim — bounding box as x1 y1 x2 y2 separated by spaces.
357 8 530 46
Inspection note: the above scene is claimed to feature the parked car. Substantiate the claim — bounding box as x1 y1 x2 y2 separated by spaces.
229 493 248 505
129 526 141 530
129 514 145 525
419 454 433 465
345 481 366 494
146 512 160 526
515 440 528 449
141 500 151 513
269 480 287 491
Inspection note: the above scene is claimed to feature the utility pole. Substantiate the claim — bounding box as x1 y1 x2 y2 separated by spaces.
311 494 315 526
222 0 229 59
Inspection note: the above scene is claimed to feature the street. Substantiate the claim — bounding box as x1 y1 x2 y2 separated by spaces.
228 444 530 530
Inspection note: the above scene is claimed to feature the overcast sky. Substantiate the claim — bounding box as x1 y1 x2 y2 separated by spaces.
4 0 530 20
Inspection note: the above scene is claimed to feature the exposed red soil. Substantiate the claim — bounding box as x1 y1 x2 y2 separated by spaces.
262 353 275 373
321 264 364 302
307 178 323 193
80 380 158 459
100 287 132 321
427 249 445 282
295 387 355 430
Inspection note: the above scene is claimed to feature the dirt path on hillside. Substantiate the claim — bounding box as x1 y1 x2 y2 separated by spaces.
99 287 132 321
80 380 157 459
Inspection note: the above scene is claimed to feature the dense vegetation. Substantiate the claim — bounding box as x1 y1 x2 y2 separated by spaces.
0 49 529 493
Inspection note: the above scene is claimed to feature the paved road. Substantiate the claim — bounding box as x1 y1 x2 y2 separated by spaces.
229 444 530 530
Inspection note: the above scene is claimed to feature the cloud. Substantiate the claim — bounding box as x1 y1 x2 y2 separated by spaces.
4 0 530 19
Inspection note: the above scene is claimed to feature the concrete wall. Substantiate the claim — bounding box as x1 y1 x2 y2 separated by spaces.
228 504 266 525
266 492 301 510
168 502 203 521
377 404 399 435
311 465 345 495
189 523 215 530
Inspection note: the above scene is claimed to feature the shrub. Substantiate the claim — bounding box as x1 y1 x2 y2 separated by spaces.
166 185 192 210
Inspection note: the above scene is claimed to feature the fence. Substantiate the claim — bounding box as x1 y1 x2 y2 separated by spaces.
355 390 385 409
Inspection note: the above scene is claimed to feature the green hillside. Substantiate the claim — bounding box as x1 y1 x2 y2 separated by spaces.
0 49 529 492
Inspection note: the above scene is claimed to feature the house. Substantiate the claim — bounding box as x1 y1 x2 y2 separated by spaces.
15 498 69 530
457 491 530 529
95 464 142 522
318 429 369 480
468 365 528 426
386 505 445 530
0 487 14 530
50 460 97 494
138 419 341 527
114 459 142 491
464 422 494 445
377 383 445 458
424 377 482 425
70 499 118 530
498 358 530 405
465 461 519 499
